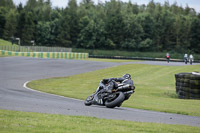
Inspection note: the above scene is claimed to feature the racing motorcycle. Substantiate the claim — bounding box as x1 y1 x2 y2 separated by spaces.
84 80 135 108
189 58 193 65
166 55 170 63
184 57 188 64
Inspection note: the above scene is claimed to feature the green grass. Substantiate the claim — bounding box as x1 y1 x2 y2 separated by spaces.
27 64 200 116
0 39 17 46
0 39 31 52
0 39 22 55
1 109 200 133
87 58 139 62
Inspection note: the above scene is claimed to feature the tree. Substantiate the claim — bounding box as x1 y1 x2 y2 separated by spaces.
77 16 95 48
122 14 143 50
25 0 37 11
68 0 79 47
0 0 199 54
21 12 35 45
35 21 51 46
153 3 164 51
16 10 25 42
139 38 153 51
56 9 71 47
159 10 176 51
105 0 125 49
0 0 15 9
147 0 155 14
3 9 18 40
17 2 23 13
136 13 155 40
49 10 62 45
0 7 7 38
94 19 107 49
190 17 200 53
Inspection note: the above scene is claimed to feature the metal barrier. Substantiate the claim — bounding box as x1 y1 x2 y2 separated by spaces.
89 55 200 63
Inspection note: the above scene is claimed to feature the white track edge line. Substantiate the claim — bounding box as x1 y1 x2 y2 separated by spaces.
23 81 83 102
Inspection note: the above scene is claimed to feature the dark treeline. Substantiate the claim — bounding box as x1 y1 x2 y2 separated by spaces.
0 0 200 53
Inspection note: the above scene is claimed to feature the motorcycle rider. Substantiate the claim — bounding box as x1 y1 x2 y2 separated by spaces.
99 74 134 93
85 74 135 107
166 53 170 62
184 53 188 63
189 54 194 65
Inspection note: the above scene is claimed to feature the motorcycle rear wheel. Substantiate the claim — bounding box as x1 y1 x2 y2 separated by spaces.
105 92 125 108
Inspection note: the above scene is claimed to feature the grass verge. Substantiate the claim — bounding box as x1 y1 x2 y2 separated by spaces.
0 39 18 46
27 63 200 116
0 109 200 133
87 58 140 62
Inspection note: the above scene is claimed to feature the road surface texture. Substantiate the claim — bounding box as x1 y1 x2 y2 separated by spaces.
0 57 200 127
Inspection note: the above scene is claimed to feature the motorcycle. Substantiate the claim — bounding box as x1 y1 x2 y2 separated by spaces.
189 58 193 65
166 56 170 63
184 57 188 64
84 80 135 108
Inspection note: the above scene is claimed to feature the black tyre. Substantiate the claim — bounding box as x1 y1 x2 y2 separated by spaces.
176 86 190 92
178 95 190 99
84 100 92 106
190 84 200 89
190 89 200 94
176 82 190 87
190 93 200 99
105 92 125 108
175 78 190 83
84 95 94 106
176 86 180 93
175 73 191 79
177 90 190 98
190 80 200 86
175 78 181 82
190 74 200 80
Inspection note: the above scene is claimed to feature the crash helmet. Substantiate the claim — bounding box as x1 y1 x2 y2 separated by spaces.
122 74 131 79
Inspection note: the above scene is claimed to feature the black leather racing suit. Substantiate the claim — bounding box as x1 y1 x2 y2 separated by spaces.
102 77 134 92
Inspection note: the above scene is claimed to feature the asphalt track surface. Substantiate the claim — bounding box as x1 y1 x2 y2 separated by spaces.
0 57 200 127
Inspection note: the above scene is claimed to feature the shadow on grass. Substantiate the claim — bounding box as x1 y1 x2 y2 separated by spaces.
163 91 178 99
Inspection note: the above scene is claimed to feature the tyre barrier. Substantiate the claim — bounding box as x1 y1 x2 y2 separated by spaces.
175 72 200 99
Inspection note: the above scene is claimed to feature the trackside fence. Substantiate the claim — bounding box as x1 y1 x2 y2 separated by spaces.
0 45 72 52
0 50 89 60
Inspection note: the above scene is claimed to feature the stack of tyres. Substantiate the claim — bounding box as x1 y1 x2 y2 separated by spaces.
175 72 200 99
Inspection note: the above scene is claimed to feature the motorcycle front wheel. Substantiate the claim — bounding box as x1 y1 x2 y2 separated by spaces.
105 92 125 108
190 60 192 65
84 95 94 106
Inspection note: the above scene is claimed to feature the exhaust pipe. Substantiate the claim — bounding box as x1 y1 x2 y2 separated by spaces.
117 84 135 91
